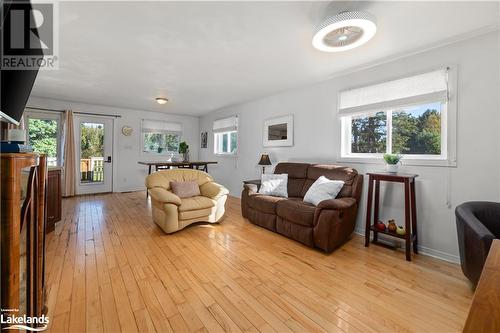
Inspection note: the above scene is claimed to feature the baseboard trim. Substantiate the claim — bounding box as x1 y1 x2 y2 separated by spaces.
354 228 460 264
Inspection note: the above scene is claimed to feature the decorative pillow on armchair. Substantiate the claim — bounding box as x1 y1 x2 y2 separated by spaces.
303 176 344 206
259 174 288 198
170 181 201 198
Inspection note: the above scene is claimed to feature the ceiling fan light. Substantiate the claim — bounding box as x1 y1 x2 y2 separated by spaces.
312 11 377 52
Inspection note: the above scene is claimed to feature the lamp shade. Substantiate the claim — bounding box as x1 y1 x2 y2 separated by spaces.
258 154 272 166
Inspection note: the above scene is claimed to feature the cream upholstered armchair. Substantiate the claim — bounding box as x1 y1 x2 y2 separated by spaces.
145 169 229 233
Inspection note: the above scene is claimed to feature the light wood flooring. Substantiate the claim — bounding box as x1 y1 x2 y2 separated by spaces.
44 191 473 333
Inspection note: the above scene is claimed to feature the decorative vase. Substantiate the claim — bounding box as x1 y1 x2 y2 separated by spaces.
396 226 406 236
386 163 398 173
182 152 189 162
387 220 397 232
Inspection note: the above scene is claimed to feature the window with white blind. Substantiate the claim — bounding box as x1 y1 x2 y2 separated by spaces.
338 68 457 166
142 119 182 154
213 115 238 155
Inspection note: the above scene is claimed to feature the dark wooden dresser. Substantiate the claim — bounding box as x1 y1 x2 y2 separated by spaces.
46 167 62 233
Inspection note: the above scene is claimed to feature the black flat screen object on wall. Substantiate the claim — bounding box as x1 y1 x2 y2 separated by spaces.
0 0 43 126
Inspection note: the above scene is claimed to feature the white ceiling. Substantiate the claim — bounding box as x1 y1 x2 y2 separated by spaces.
32 1 500 116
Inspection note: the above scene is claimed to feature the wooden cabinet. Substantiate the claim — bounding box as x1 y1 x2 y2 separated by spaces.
46 168 62 233
1 153 47 328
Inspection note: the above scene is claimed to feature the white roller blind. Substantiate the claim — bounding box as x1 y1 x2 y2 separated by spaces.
142 119 182 134
339 69 448 116
213 115 238 133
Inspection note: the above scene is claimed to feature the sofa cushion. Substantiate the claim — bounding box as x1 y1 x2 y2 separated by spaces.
303 176 344 206
276 199 316 227
247 194 285 214
259 174 288 198
179 207 214 220
301 165 358 198
178 196 216 212
274 163 309 197
170 181 201 198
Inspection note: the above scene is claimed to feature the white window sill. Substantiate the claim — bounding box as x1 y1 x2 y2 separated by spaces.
337 156 457 167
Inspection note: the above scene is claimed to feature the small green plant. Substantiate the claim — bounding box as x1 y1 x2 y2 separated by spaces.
178 141 189 154
383 153 402 165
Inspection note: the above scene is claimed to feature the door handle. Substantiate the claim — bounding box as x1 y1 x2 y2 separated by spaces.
105 156 112 163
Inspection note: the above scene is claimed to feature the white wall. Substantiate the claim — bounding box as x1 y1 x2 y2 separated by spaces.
199 31 500 262
27 96 199 193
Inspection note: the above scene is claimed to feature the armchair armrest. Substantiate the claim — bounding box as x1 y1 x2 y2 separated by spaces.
317 197 356 210
148 187 182 206
243 179 261 193
200 181 229 200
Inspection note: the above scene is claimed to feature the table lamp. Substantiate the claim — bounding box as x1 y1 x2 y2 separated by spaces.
258 153 272 174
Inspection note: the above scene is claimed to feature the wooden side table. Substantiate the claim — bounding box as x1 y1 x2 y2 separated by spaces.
364 172 418 261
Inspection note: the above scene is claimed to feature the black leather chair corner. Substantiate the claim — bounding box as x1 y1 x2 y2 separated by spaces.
455 201 500 286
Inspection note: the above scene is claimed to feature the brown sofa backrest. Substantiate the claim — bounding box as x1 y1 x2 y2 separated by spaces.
274 162 361 200
274 162 309 198
301 164 359 199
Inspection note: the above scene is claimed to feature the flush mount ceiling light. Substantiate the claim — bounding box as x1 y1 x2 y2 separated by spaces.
155 97 168 105
312 11 377 52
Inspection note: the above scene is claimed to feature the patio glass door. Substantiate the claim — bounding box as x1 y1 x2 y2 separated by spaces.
75 116 113 194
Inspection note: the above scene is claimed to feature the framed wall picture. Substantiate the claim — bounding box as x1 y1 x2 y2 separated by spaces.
263 115 294 147
201 131 208 148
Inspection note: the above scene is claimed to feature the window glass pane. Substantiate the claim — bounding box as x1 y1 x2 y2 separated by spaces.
143 133 179 153
392 102 441 155
80 122 104 183
350 112 387 153
165 134 180 152
28 118 58 166
230 132 237 153
222 133 228 152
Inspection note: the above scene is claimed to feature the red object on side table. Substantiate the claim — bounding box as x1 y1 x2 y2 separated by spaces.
364 172 418 261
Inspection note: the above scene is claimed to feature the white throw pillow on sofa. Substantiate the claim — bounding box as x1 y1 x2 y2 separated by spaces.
303 176 344 206
259 174 288 198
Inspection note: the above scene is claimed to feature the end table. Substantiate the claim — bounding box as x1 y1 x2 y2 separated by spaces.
364 172 418 261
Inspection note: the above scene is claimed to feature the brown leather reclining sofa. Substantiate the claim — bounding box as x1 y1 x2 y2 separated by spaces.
241 163 363 252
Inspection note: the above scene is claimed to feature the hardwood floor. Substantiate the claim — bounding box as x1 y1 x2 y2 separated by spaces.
44 191 473 333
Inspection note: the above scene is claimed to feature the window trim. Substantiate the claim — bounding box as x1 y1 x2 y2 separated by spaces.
214 130 238 156
25 110 62 166
337 65 457 167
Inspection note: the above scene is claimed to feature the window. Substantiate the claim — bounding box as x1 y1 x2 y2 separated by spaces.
26 111 62 166
213 115 238 155
142 120 182 154
339 68 455 165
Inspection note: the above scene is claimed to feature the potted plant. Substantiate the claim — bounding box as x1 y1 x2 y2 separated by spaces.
383 153 402 173
179 141 189 162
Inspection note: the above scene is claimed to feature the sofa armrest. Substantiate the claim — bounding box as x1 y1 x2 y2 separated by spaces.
317 197 356 210
148 187 182 206
200 181 229 200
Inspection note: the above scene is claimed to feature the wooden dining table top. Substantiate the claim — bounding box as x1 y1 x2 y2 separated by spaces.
137 161 217 166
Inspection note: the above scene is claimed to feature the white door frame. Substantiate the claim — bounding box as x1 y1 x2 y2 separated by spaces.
74 115 114 195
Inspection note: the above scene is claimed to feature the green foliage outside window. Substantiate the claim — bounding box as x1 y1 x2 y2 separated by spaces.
351 105 441 155
143 133 180 153
351 112 387 153
28 118 58 164
392 109 441 155
80 123 104 158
